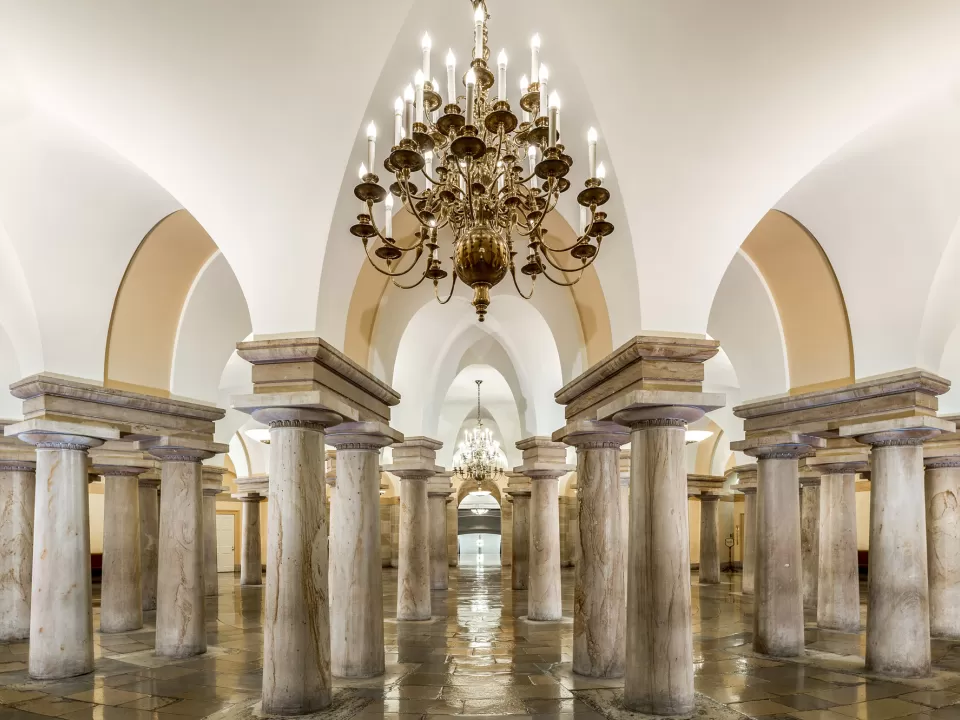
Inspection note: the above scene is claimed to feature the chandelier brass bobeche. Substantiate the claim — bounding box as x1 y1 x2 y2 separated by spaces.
350 0 615 321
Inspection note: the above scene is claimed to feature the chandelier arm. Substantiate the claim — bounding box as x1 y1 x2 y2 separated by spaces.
364 204 424 253
538 262 586 287
509 264 537 299
434 270 458 304
360 241 426 277
539 239 601 274
392 266 430 290
398 177 443 231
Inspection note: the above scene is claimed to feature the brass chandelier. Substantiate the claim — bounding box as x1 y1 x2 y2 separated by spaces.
350 0 615 321
454 380 505 487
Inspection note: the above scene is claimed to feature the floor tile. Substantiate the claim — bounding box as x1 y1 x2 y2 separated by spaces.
831 699 929 720
728 699 799 716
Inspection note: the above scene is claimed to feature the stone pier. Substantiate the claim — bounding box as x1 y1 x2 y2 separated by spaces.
688 475 725 585
201 467 227 597
555 420 628 678
138 475 161 611
733 465 758 595
924 424 960 640
98 464 147 633
0 437 36 642
506 473 532 590
427 472 454 591
233 475 268 586
800 474 821 612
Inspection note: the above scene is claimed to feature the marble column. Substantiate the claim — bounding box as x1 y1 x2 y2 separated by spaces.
427 474 453 591
138 477 160 611
815 466 861 633
19 430 105 680
529 475 563 621
0 459 35 642
326 423 397 679
99 467 144 633
256 409 339 715
397 472 431 619
698 496 721 584
557 421 627 678
507 484 531 591
925 457 960 639
447 496 458 567
734 465 758 595
846 420 945 677
239 496 264 586
201 476 222 597
613 410 697 715
151 444 217 659
800 476 821 612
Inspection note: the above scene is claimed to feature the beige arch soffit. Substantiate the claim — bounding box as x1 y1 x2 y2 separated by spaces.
456 476 502 506
104 209 218 397
235 430 253 480
740 210 855 395
694 418 723 475
343 210 613 369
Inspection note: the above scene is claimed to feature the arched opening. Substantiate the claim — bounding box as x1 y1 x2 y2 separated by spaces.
457 481 502 567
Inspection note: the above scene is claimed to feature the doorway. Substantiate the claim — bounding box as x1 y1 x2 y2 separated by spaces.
215 513 236 572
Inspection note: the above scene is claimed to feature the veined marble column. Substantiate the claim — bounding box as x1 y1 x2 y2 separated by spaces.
447 496 458 568
99 467 144 633
529 475 563 620
427 474 453 591
0 459 36 642
327 423 398 678
257 409 339 714
18 430 106 680
800 476 821 612
506 476 532 591
138 477 160 611
557 421 627 678
151 444 215 659
845 419 948 677
698 496 721 584
738 435 822 658
734 465 758 596
201 472 224 597
924 456 960 640
236 493 264 586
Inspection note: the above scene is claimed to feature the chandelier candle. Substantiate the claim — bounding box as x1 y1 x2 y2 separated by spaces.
350 0 616 320
588 127 598 178
422 32 431 80
384 193 393 238
366 122 376 172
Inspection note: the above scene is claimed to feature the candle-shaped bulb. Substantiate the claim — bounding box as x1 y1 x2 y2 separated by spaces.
539 64 549 82
587 127 598 143
466 68 476 86
531 33 541 50
384 193 394 238
596 162 606 181
404 84 415 102
465 68 477 126
415 70 425 87
498 49 508 67
446 49 456 68
474 5 484 59
474 5 484 23
520 74 529 92
359 163 368 180
548 91 560 109
385 193 393 210
422 32 431 50
446 49 457 105
366 122 376 173
394 96 403 113
366 122 377 140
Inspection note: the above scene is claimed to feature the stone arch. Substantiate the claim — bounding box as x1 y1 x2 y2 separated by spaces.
456 477 502 507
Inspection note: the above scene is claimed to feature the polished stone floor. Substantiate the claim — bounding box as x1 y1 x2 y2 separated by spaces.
2 564 960 720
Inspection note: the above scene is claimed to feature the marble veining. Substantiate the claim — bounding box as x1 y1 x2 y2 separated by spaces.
818 473 860 632
100 474 143 633
927 464 960 639
528 477 562 622
397 477 431 621
0 465 35 641
698 496 720 584
240 497 264 586
800 482 820 611
138 481 160 611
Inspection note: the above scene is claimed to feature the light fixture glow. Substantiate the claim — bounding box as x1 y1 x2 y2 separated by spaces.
685 430 714 444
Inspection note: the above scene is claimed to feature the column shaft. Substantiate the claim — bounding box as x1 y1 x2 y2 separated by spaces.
429 494 449 590
511 494 531 590
754 457 804 657
30 445 95 679
330 446 384 678
155 459 206 658
624 421 692 715
101 474 143 632
447 499 458 567
573 444 625 678
138 482 160 611
203 492 218 596
528 477 562 621
240 499 263 586
818 473 860 632
698 497 720 584
0 464 35 642
742 492 757 595
866 444 930 675
263 422 331 714
801 482 820 611
926 461 960 639
397 477 430 620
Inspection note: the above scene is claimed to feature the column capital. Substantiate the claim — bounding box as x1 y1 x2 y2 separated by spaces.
233 474 268 499
505 470 532 497
427 471 454 497
514 436 573 480
839 416 954 447
384 436 443 481
325 421 403 451
807 450 869 476
599 390 725 429
5 418 117 450
553 419 629 449
138 476 161 489
90 448 155 478
731 432 825 460
142 437 228 463
202 465 229 496
688 473 724 498
923 416 960 468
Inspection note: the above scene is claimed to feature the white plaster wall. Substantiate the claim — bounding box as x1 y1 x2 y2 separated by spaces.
0 324 22 418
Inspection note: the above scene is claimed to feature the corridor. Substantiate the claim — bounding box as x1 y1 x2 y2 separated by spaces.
1 570 960 720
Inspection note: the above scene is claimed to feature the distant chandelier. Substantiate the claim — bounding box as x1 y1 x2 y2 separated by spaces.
454 380 505 487
350 0 615 321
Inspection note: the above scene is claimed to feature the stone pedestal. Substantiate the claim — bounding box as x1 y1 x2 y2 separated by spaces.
385 437 443 622
842 417 953 677
0 458 36 642
733 465 758 595
556 421 628 678
800 476 821 611
506 474 532 590
8 423 116 680
732 434 824 658
427 473 453 591
327 422 400 678
138 477 160 611
99 467 144 633
201 468 227 597
806 454 865 634
150 440 224 659
925 452 960 639
515 437 573 623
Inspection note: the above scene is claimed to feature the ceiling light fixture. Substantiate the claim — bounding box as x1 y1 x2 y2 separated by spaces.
351 0 615 321
454 379 505 487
